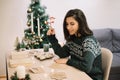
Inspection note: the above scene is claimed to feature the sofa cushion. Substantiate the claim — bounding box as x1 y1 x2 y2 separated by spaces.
112 29 120 53
93 28 113 52
114 53 120 57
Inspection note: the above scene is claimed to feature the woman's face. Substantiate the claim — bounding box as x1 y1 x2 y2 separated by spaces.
66 17 79 35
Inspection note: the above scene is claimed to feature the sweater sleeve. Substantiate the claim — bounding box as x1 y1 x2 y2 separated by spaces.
67 52 95 73
47 35 70 58
67 38 101 73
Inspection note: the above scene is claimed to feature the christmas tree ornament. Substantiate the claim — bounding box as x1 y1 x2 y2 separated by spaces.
44 21 48 24
27 8 32 13
32 1 35 4
27 20 31 26
40 37 43 42
32 31 35 35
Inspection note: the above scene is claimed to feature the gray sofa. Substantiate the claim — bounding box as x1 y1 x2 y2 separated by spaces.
93 28 120 80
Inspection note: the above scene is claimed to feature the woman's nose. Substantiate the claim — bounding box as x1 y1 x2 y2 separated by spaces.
67 25 71 30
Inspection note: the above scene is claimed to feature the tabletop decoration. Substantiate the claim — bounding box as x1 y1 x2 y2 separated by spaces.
29 67 44 74
43 43 49 52
10 72 31 80
34 52 54 61
16 66 26 79
10 66 31 80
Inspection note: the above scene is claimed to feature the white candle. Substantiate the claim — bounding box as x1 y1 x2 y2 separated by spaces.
37 18 40 36
16 66 26 79
31 13 34 32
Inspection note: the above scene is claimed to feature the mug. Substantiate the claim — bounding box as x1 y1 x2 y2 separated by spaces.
43 44 49 52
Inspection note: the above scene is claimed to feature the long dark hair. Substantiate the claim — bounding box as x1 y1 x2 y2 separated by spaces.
63 9 93 41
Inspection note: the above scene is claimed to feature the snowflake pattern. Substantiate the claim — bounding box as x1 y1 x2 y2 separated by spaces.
83 38 101 57
65 38 101 59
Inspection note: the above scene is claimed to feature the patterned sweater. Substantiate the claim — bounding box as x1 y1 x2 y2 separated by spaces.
47 35 103 80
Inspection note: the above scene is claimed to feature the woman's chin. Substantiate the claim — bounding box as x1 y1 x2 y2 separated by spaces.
69 33 75 35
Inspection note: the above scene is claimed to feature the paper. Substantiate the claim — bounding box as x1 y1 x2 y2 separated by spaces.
29 67 44 74
50 72 67 80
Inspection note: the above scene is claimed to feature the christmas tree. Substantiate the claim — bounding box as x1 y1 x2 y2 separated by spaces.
15 0 54 51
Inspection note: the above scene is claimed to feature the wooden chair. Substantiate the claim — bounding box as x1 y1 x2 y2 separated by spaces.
101 48 113 80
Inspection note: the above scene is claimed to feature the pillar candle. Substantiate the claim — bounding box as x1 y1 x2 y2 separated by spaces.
31 13 34 32
16 66 26 79
37 18 40 36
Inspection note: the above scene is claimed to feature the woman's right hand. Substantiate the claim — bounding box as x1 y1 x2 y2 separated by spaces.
47 27 55 35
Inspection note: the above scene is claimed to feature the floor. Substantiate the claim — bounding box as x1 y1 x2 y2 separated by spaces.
0 76 6 80
0 78 6 80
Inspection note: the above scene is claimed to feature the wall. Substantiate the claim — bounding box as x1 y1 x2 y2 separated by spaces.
0 0 120 75
42 0 120 41
0 0 29 75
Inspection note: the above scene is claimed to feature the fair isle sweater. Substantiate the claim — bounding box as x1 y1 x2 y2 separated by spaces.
48 35 103 80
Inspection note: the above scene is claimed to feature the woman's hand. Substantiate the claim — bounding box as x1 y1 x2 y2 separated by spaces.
47 27 55 35
54 58 68 64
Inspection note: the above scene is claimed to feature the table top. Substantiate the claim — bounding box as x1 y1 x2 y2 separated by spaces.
6 49 92 80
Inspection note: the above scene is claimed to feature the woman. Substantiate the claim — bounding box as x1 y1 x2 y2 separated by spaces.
47 9 103 80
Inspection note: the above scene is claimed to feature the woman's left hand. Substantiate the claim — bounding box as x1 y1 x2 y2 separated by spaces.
54 58 68 64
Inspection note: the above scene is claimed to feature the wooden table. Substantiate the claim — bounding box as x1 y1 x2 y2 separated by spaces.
6 49 92 80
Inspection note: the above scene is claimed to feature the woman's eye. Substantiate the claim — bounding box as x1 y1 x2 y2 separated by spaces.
70 22 74 25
